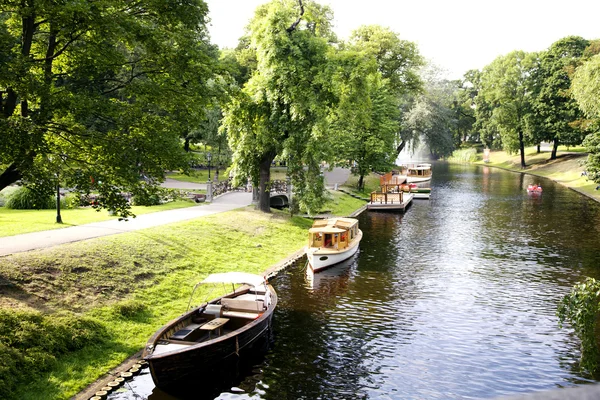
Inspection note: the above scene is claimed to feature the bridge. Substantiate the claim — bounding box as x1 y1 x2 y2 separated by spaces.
209 178 291 208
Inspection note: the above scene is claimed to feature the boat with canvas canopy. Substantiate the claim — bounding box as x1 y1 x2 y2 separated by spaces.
143 272 277 390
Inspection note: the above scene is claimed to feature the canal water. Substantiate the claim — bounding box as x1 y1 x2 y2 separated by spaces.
109 162 600 400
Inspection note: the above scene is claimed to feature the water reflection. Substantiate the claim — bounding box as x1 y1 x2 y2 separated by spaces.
110 162 600 399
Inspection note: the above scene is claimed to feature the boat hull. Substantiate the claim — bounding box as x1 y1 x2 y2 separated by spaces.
144 287 277 390
306 230 362 272
406 176 431 183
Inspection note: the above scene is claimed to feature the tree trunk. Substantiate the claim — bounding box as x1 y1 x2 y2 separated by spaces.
357 174 364 191
183 138 190 152
395 141 406 158
519 131 526 169
537 143 541 153
551 138 559 160
258 152 275 213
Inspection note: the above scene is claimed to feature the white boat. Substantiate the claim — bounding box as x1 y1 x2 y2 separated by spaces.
402 163 432 183
305 217 362 272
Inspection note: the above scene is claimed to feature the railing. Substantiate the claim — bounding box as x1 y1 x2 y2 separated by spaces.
210 179 289 198
370 192 404 204
212 178 247 198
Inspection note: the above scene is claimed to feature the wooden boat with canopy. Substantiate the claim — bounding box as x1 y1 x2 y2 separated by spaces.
306 217 362 272
143 272 277 390
402 163 432 183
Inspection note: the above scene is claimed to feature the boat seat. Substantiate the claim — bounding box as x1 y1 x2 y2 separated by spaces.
221 298 264 320
170 323 203 341
249 285 268 295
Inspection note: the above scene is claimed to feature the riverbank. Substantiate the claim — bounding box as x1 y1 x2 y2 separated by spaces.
474 146 600 203
0 189 366 400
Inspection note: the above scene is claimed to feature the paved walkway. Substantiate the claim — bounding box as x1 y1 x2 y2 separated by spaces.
0 192 252 256
323 166 351 189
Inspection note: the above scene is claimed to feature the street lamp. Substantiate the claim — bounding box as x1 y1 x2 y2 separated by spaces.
207 152 212 180
54 154 66 224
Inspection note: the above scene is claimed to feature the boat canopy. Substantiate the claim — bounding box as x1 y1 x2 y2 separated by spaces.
308 227 346 234
201 272 265 287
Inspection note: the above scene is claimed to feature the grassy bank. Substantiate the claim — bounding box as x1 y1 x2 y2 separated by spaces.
0 207 314 399
473 146 600 203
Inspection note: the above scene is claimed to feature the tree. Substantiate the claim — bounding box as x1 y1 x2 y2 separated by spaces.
477 51 538 168
349 25 424 157
534 36 589 159
222 0 335 214
572 54 600 183
327 47 398 190
0 0 218 217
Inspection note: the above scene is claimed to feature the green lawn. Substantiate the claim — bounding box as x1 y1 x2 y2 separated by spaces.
0 200 198 237
1 208 313 400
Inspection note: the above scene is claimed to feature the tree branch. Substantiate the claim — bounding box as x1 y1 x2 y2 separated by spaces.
286 0 304 33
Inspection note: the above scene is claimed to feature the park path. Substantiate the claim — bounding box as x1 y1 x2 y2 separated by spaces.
0 192 251 256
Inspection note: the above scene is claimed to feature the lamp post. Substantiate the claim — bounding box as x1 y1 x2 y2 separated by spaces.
55 172 62 224
54 154 66 224
207 152 212 180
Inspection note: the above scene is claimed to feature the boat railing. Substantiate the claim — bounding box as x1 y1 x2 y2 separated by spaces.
370 191 404 204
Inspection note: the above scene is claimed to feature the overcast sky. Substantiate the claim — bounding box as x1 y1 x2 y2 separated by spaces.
204 0 600 80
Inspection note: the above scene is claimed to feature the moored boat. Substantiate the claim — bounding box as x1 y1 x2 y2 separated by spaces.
306 217 362 272
527 184 543 193
143 272 277 390
402 163 432 183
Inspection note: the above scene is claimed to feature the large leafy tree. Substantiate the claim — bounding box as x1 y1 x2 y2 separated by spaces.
534 36 589 159
349 25 423 157
477 51 538 168
222 0 335 213
572 54 600 183
327 47 398 190
0 0 217 216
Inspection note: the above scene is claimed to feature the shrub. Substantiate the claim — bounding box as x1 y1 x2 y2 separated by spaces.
558 277 600 377
447 148 479 163
0 310 107 399
5 187 55 210
132 192 161 206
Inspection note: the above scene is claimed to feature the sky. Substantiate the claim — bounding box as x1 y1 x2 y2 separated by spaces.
204 0 600 80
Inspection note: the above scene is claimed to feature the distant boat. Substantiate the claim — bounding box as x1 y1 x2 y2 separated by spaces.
527 184 543 193
143 272 277 390
306 217 362 272
402 163 432 183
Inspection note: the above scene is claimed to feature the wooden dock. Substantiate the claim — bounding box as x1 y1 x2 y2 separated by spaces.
367 191 414 211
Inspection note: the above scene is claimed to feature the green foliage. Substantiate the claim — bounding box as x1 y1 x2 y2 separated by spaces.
223 0 335 213
0 310 107 399
5 187 55 210
477 51 539 168
132 193 161 206
533 36 589 157
448 148 479 163
558 277 600 376
0 0 219 218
